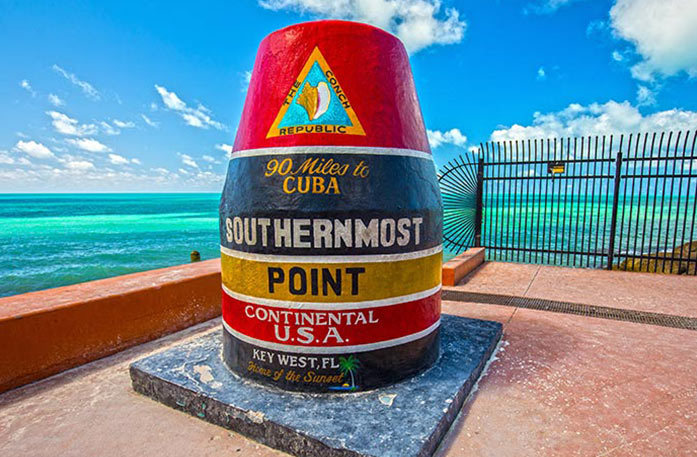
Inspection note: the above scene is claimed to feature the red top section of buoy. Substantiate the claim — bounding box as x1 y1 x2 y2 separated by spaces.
233 20 431 153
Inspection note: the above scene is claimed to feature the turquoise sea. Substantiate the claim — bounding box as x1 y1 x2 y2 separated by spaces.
0 194 221 298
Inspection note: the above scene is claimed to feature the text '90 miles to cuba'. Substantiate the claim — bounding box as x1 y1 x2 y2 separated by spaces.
264 156 368 195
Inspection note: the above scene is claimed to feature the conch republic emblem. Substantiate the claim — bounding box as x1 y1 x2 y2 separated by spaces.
220 20 442 392
266 46 365 138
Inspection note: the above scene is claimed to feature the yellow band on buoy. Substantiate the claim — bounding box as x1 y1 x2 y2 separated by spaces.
221 250 441 303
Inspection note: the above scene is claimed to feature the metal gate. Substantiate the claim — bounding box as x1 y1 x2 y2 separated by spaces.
438 154 480 254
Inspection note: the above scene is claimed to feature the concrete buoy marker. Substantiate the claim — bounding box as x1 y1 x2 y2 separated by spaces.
219 20 442 392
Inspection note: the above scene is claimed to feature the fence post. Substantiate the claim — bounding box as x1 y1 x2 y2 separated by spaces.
474 156 484 247
607 151 623 270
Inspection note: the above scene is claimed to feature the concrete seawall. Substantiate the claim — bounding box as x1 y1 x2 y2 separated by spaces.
0 259 221 393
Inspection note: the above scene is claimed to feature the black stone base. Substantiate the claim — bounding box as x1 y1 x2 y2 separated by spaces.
130 314 502 457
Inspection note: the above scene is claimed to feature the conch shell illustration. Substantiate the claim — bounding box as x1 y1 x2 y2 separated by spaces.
297 81 331 120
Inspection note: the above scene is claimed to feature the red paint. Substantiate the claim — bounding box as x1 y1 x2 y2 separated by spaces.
222 290 440 348
233 20 430 153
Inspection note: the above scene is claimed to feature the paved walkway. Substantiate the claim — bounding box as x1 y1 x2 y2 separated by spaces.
440 262 697 456
447 261 697 318
1 262 696 456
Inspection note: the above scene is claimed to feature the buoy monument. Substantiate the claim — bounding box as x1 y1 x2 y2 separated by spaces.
131 20 502 457
219 20 442 392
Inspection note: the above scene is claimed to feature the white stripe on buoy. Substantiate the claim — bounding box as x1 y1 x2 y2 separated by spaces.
220 244 443 263
222 283 441 309
230 145 434 161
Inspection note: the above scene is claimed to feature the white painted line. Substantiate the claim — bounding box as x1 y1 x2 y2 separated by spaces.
230 145 433 161
220 244 443 263
222 284 442 309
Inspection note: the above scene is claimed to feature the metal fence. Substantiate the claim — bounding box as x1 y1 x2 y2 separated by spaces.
439 130 697 275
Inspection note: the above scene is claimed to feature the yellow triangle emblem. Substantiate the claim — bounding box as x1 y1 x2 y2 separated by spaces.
266 47 365 138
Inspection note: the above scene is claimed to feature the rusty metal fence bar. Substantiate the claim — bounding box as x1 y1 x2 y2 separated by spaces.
439 130 697 275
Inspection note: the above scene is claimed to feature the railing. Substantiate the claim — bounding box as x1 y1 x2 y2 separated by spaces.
439 130 697 275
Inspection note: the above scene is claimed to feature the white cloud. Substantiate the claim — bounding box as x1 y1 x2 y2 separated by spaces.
108 154 130 165
215 143 234 159
49 142 69 153
104 154 140 166
156 85 186 110
612 50 624 62
524 0 579 14
215 143 233 158
636 85 656 106
202 154 220 164
20 80 36 97
66 138 112 153
490 100 697 142
427 128 468 149
0 162 222 192
100 121 121 136
113 119 135 128
15 140 54 159
181 113 204 128
0 152 15 165
257 0 466 53
64 159 95 171
98 120 134 135
52 64 100 100
242 70 252 90
48 93 64 106
179 153 199 168
154 85 226 130
47 111 97 136
241 70 253 92
141 114 159 128
610 0 697 81
536 67 547 81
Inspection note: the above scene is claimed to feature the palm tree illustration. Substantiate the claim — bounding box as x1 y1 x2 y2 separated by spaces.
338 355 360 390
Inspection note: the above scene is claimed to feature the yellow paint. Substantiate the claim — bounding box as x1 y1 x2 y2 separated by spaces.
282 176 341 194
221 252 441 302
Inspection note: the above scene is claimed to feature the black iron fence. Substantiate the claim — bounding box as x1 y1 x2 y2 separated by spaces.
439 130 697 275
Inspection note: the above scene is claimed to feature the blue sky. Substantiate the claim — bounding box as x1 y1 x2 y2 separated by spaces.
1 0 696 192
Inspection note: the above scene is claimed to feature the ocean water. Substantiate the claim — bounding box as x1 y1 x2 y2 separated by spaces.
0 194 221 298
